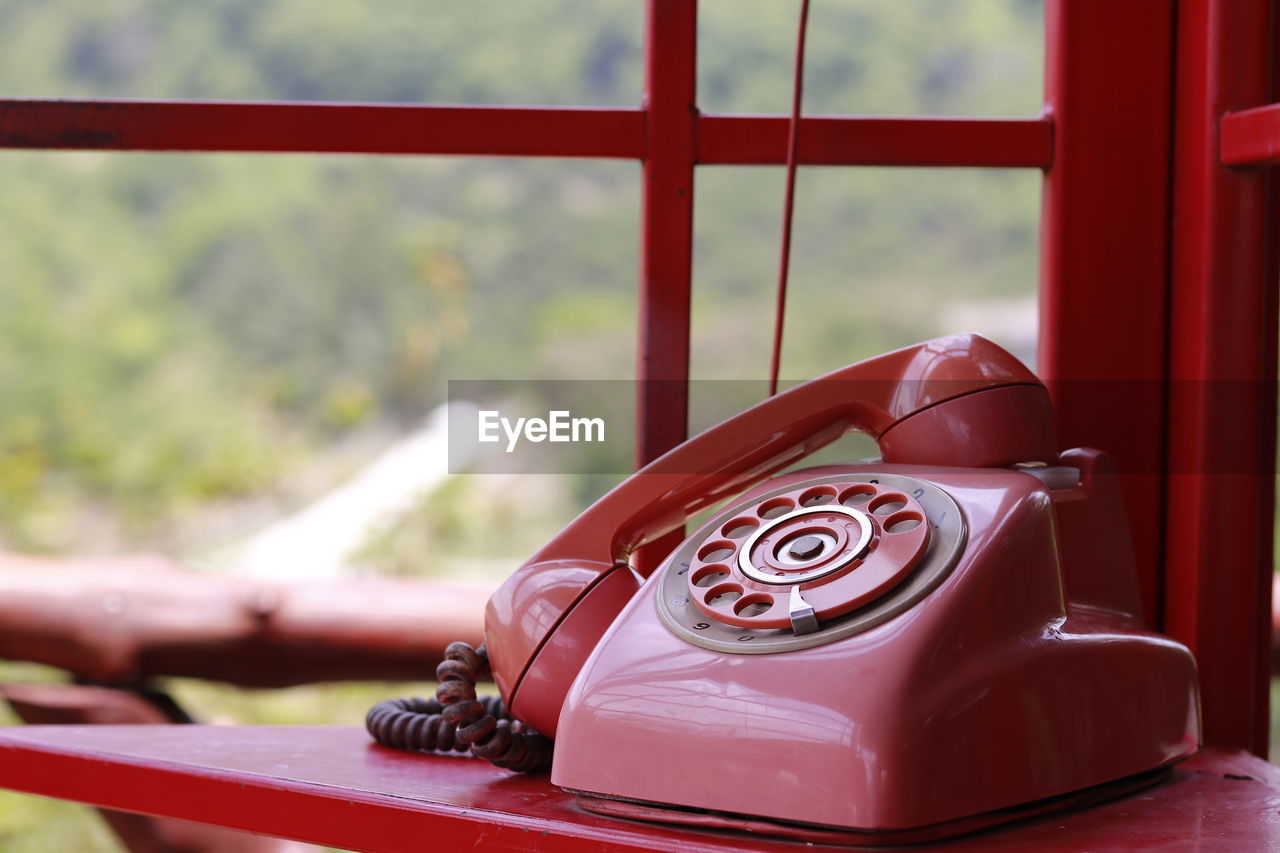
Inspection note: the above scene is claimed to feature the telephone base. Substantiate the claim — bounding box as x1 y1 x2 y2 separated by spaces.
571 765 1171 847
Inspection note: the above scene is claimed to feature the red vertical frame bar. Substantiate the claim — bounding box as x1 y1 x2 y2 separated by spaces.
1164 0 1278 755
638 0 696 466
635 0 697 571
1038 0 1176 628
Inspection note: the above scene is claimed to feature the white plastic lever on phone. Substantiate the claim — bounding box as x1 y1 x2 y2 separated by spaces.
788 585 819 634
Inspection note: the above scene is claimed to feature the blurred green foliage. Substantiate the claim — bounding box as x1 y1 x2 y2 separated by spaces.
0 0 1043 556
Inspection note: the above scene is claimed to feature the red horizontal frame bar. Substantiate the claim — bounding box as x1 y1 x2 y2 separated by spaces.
0 99 646 158
698 115 1053 168
1221 102 1280 166
0 98 1052 169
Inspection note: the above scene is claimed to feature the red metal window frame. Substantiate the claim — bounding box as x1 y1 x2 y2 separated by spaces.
0 0 1274 756
1041 0 1280 758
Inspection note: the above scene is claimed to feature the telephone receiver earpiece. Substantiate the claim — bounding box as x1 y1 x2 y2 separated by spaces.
484 333 1057 736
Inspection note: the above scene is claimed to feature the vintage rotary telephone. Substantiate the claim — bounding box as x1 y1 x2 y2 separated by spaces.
368 334 1199 844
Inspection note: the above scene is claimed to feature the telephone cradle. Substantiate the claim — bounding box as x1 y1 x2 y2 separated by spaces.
380 334 1200 845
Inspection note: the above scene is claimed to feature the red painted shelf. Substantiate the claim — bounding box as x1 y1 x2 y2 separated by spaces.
0 725 1276 852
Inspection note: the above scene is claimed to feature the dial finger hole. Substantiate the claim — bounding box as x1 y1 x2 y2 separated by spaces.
839 484 875 506
758 497 795 519
799 486 837 507
692 565 731 588
705 583 743 607
722 518 759 540
697 540 737 563
734 594 774 618
884 510 923 533
869 493 908 516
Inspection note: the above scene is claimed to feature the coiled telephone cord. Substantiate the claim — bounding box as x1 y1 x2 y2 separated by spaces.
364 641 553 773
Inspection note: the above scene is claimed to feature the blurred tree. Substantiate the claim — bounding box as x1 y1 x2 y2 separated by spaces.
0 0 1043 556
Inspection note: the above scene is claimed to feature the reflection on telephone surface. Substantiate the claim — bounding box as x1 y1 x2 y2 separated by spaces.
368 334 1198 845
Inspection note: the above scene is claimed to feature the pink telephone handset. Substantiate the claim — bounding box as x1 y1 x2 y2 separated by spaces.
369 334 1198 843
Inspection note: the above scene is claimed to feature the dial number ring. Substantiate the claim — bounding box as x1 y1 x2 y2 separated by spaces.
685 479 931 630
658 473 968 654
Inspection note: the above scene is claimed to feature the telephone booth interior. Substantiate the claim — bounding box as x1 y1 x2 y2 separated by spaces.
0 1 1277 850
